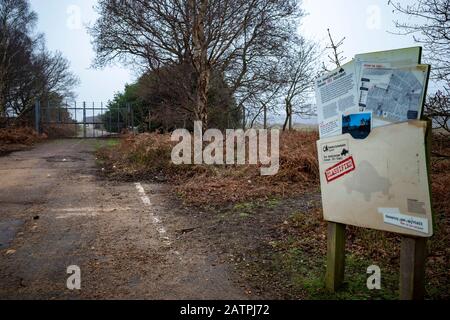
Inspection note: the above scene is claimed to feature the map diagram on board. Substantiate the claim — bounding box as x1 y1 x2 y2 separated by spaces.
358 64 429 124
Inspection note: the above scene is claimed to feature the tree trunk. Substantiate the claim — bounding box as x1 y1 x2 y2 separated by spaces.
191 0 210 131
283 99 291 131
0 93 5 120
263 102 267 129
197 67 210 129
242 105 246 130
0 69 7 120
282 116 288 131
289 101 293 131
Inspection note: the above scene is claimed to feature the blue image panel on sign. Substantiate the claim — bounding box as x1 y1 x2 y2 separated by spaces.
342 113 372 140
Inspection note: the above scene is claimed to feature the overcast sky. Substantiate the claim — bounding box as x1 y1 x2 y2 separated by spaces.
29 0 422 105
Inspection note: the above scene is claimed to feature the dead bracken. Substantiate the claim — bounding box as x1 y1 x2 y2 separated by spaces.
97 130 320 205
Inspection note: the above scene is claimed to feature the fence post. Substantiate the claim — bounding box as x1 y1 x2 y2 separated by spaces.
126 103 130 132
326 222 346 292
130 103 134 133
101 102 104 137
92 102 96 139
83 102 86 138
58 101 61 123
74 102 77 136
35 101 40 134
46 101 50 124
117 105 120 133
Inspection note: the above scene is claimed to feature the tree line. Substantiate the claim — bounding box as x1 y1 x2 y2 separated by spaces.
2 0 448 135
91 0 319 132
0 0 78 126
96 1 450 134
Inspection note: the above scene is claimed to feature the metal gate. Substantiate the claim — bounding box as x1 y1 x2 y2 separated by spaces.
35 101 135 138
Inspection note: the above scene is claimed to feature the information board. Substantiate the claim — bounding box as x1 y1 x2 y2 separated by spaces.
317 121 433 237
315 47 433 237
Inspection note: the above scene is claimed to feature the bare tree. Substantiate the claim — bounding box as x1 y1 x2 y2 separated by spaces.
281 39 319 131
389 0 450 132
233 55 284 129
3 44 79 119
90 0 302 129
425 86 450 134
0 0 37 117
321 28 346 73
389 0 450 82
34 51 79 102
248 84 282 129
0 0 78 124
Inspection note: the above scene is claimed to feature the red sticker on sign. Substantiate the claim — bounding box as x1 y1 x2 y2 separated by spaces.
325 156 355 183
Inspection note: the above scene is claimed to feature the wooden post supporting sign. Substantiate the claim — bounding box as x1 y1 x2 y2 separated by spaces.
399 118 432 300
326 222 346 292
399 236 427 300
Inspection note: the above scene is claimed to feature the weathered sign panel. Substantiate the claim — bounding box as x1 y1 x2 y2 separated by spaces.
315 47 429 139
317 120 433 237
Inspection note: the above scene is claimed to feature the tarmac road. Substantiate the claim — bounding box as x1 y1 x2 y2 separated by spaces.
0 139 246 299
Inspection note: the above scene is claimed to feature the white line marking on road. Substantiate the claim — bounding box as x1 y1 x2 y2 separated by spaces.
53 207 131 213
53 207 132 219
135 182 171 246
